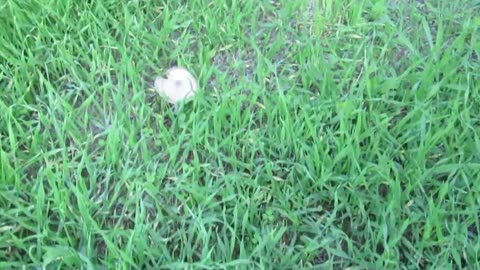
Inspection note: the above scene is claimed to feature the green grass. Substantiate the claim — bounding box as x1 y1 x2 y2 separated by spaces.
1 0 479 269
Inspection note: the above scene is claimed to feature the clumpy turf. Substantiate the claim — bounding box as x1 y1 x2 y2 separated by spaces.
1 0 479 269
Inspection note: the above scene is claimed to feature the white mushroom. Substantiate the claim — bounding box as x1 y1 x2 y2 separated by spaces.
154 67 198 110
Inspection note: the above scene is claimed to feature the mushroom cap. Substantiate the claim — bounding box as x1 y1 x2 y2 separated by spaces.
154 67 198 104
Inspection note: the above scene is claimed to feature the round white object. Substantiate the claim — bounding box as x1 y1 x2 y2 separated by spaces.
154 67 198 105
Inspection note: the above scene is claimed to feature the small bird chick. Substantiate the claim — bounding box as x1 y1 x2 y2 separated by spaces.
154 67 198 112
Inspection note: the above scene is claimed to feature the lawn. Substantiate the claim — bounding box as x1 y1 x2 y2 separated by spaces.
1 0 479 269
